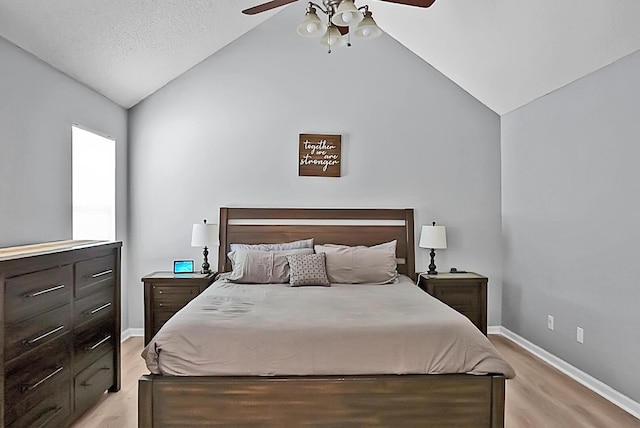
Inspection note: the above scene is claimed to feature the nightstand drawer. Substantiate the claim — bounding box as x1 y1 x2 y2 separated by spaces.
152 285 200 310
433 285 479 311
418 272 487 335
142 272 216 345
152 310 182 337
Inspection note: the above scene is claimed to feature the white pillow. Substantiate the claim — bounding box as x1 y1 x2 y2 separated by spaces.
227 248 314 283
230 238 313 252
314 240 398 284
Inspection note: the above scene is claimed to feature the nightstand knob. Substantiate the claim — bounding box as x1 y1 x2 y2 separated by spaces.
158 291 163 294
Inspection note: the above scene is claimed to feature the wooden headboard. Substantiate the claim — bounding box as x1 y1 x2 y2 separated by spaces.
218 207 415 279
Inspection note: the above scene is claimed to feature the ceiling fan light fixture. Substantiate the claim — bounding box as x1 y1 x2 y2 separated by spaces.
331 0 363 27
354 10 381 39
297 6 326 37
320 24 347 48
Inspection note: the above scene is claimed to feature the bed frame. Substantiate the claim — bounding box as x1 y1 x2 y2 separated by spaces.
139 207 505 427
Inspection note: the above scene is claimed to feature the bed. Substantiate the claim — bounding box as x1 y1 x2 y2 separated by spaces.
139 207 514 427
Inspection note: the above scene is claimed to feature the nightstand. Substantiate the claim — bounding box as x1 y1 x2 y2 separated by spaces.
142 271 217 345
417 272 487 335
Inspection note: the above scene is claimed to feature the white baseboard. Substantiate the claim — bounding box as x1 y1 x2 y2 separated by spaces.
491 325 640 420
121 327 144 342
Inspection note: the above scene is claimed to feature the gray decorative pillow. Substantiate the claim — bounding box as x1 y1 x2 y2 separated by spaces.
228 248 313 283
286 253 331 287
314 240 398 284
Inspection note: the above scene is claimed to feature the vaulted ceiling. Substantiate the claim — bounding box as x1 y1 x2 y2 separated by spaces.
1 0 639 114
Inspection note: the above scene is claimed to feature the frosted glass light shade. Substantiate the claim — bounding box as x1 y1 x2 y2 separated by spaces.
419 224 447 249
320 25 347 48
297 8 325 37
191 222 219 247
354 11 382 39
331 0 363 27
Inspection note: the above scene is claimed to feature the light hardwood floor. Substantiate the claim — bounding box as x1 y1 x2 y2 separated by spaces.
71 335 640 428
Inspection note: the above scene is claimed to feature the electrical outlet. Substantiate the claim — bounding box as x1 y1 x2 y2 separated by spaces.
547 315 554 331
577 327 584 344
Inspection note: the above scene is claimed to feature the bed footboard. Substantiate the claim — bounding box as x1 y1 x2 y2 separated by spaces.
139 373 505 427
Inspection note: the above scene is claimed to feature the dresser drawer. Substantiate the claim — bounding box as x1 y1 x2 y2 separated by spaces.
74 350 114 415
74 286 115 328
5 336 71 426
8 379 71 428
74 321 114 374
152 285 200 310
75 255 116 299
5 304 72 362
5 265 73 324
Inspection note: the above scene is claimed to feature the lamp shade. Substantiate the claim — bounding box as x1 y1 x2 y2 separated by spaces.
297 7 325 38
320 24 347 48
419 224 447 249
331 0 363 27
353 11 382 39
191 222 218 247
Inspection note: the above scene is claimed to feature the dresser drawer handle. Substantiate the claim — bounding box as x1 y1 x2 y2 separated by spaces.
21 366 64 393
90 269 113 279
25 325 65 345
87 302 112 315
85 335 112 351
25 284 65 298
35 406 65 423
80 366 112 386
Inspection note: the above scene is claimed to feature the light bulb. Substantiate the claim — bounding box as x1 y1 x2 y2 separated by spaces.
306 22 317 33
342 12 352 23
361 27 371 37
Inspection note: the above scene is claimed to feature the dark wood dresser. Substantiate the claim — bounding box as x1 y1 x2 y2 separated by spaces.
142 271 216 345
417 272 488 335
0 240 121 427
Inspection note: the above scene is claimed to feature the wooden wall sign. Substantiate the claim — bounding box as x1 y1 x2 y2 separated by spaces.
298 134 341 177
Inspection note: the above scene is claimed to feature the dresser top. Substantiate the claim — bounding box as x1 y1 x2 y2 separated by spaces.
0 240 121 262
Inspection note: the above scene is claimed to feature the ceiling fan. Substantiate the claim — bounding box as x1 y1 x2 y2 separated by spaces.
242 0 436 52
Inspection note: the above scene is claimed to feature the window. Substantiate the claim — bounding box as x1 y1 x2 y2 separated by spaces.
72 125 116 241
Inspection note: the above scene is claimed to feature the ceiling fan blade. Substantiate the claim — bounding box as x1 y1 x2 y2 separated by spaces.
242 0 299 15
338 26 349 36
378 0 436 8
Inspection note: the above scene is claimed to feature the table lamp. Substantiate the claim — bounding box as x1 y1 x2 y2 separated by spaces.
191 219 218 274
419 222 447 275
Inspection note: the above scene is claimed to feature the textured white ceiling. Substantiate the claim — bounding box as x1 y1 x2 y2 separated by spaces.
1 0 639 113
0 0 277 108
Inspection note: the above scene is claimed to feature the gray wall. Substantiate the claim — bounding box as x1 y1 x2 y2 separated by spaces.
128 6 502 331
0 36 129 327
501 49 640 402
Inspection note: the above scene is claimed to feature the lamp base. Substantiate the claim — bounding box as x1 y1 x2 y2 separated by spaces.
201 246 211 275
427 248 438 275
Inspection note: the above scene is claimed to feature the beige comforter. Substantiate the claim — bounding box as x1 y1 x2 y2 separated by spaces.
142 275 515 378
